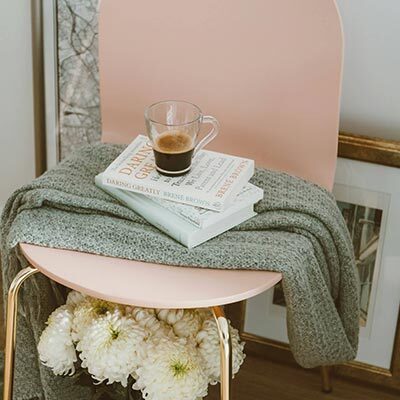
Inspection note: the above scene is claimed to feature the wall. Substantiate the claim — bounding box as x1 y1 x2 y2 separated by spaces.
337 0 400 140
0 2 36 211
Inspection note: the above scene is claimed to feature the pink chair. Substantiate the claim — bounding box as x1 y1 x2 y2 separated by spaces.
3 1 343 399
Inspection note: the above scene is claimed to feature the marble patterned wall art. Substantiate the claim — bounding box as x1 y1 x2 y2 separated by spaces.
57 0 101 159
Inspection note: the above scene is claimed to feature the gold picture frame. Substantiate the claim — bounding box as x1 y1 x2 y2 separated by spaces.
339 132 400 169
228 133 400 392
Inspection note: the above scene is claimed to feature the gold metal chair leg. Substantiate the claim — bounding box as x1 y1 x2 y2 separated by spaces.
3 266 39 400
212 306 232 400
321 366 333 393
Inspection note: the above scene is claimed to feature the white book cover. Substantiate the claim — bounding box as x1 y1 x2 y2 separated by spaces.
95 174 257 248
150 183 263 228
102 135 254 211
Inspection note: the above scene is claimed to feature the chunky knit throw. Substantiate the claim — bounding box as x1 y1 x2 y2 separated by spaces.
1 143 359 399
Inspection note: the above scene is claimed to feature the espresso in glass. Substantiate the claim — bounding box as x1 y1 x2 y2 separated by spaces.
145 100 219 176
153 131 194 175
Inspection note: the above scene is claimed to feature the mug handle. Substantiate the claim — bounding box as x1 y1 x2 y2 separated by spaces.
193 115 220 157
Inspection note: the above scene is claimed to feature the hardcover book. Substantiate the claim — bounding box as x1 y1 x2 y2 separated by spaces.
101 135 254 211
95 174 261 248
150 183 263 228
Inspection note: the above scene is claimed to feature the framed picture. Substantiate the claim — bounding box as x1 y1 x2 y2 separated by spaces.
277 194 385 332
41 0 101 167
242 151 400 389
38 0 59 169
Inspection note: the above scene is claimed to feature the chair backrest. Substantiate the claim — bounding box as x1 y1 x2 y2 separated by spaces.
99 0 343 190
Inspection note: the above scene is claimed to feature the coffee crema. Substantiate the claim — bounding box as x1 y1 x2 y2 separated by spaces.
154 130 194 154
153 131 195 175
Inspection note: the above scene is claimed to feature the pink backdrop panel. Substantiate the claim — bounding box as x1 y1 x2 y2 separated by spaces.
99 0 343 190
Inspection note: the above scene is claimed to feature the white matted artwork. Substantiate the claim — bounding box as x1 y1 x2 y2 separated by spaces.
244 157 400 369
42 0 101 167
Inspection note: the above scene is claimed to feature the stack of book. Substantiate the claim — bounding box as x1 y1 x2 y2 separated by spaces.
96 135 263 248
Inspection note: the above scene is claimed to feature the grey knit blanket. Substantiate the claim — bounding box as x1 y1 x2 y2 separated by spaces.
1 143 359 399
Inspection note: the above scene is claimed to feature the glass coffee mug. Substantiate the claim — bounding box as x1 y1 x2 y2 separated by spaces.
144 100 219 176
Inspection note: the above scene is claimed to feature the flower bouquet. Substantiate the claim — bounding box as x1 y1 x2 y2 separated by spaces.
38 291 245 400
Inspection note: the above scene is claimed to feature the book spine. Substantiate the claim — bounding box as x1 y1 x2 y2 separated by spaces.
147 197 203 228
224 160 255 209
96 176 192 247
102 174 225 211
188 207 257 248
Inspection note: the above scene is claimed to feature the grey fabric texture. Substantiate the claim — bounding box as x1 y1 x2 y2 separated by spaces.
1 143 359 399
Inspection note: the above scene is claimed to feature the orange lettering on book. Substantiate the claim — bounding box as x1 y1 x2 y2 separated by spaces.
118 143 153 175
215 160 248 198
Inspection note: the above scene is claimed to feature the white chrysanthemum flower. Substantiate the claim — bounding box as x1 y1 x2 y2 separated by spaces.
173 310 205 338
72 297 122 342
66 290 87 308
196 318 245 384
156 309 184 325
77 311 147 387
127 307 162 333
38 305 77 376
127 307 174 340
133 337 208 400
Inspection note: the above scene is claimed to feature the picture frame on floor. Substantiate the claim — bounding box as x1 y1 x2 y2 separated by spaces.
238 134 400 391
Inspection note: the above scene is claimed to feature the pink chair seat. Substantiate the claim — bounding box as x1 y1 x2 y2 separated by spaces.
20 243 282 309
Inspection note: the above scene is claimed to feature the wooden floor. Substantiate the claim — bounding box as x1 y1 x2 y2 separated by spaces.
207 355 399 400
0 274 398 399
